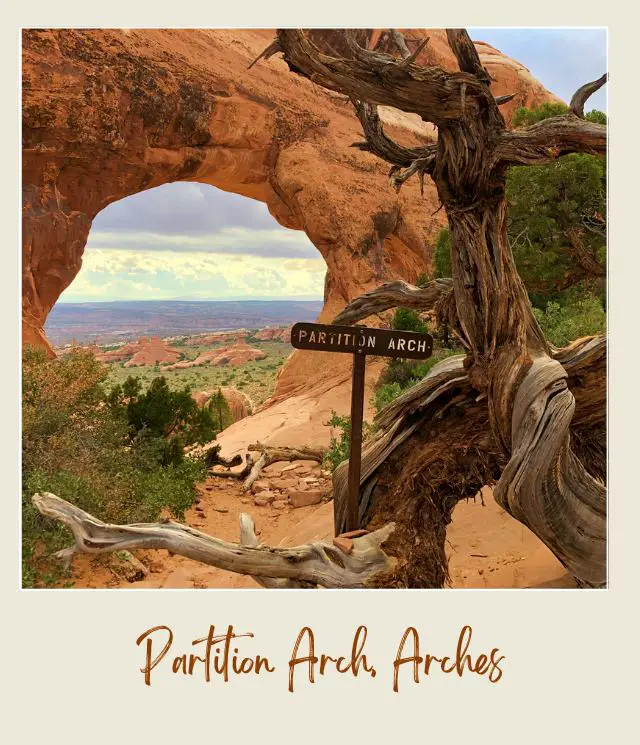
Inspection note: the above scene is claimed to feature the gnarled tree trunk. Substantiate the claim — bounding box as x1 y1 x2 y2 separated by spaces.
270 28 606 587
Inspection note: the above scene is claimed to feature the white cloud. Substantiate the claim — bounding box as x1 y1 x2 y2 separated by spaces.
61 248 326 302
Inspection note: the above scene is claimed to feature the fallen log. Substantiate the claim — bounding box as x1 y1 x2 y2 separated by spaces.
31 492 395 589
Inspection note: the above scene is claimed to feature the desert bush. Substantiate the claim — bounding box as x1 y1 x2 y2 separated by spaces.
324 411 373 472
434 228 452 279
372 348 461 414
22 348 208 587
533 292 606 347
391 307 429 333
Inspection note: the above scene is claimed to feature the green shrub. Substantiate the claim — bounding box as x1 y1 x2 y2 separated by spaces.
391 307 429 333
323 411 373 472
372 349 462 414
22 348 209 587
434 228 452 278
512 101 570 127
371 383 403 413
533 293 606 347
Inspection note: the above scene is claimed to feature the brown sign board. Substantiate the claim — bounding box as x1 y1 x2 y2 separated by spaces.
291 320 434 536
291 322 433 360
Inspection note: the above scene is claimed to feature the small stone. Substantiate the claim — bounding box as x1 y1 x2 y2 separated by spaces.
263 461 290 475
281 463 299 473
273 500 288 509
288 490 324 508
251 479 271 493
291 459 318 469
254 490 276 505
239 497 251 504
332 536 353 555
270 477 298 490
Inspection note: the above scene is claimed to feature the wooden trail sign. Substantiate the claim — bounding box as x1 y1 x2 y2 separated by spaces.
291 322 433 534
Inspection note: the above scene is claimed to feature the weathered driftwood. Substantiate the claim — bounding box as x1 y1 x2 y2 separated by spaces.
246 443 327 461
263 29 607 587
238 514 313 589
31 492 395 589
208 453 254 481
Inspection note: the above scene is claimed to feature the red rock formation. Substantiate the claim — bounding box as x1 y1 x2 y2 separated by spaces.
210 339 266 367
252 326 291 342
183 331 248 347
22 29 558 398
123 336 181 367
95 339 144 362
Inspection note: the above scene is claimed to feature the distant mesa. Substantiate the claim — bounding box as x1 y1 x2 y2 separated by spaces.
95 339 145 363
96 336 181 367
164 337 266 370
183 330 248 347
252 326 291 342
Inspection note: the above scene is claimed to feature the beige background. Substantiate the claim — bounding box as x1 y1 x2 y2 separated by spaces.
2 2 636 742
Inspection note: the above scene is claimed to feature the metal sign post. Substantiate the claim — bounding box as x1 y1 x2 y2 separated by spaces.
291 322 433 534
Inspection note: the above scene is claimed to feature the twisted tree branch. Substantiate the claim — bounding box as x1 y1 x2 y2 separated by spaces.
495 116 606 166
32 492 396 589
274 29 487 124
332 279 453 326
569 73 608 118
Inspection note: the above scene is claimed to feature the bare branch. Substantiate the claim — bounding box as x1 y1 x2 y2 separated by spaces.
388 29 411 58
273 30 487 124
238 514 313 588
446 29 490 81
242 443 327 491
32 492 396 589
397 37 430 68
495 93 516 106
389 158 434 192
350 101 436 169
332 278 453 326
248 39 282 70
494 116 606 167
569 73 608 118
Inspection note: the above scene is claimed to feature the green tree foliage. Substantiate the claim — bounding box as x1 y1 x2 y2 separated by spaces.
532 291 606 347
22 349 209 587
434 228 452 278
512 101 571 126
209 388 233 433
431 104 606 347
391 307 429 333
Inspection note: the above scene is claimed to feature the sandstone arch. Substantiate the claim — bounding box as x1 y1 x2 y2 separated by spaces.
23 28 557 396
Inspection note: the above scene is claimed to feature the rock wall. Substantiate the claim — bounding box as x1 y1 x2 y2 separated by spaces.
22 28 558 396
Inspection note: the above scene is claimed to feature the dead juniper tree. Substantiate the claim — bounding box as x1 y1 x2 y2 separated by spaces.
33 29 607 589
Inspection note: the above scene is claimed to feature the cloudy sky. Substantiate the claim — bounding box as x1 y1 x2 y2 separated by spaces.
59 28 607 304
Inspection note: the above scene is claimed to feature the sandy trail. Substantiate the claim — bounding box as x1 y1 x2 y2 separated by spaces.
70 479 574 590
